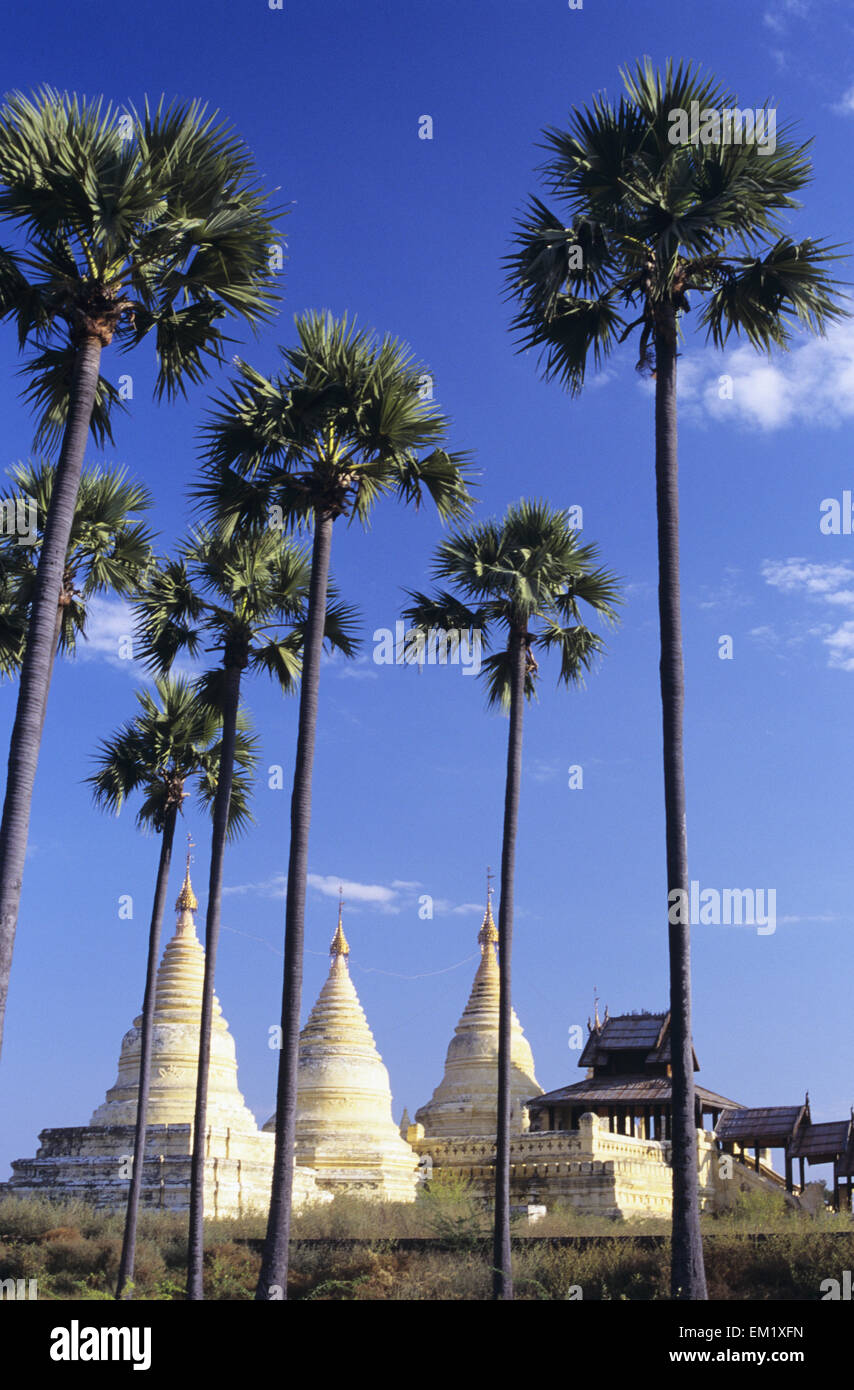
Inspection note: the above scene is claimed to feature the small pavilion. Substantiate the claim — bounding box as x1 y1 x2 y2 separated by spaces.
714 1098 854 1205
790 1114 854 1209
715 1101 809 1193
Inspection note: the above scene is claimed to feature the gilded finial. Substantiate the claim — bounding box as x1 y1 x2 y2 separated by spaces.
478 868 499 952
593 988 601 1032
175 833 198 913
330 885 350 959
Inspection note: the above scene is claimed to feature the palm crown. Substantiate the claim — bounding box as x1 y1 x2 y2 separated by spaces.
196 310 475 531
403 499 622 708
0 459 153 674
506 58 847 387
0 89 280 445
88 675 257 838
133 525 359 700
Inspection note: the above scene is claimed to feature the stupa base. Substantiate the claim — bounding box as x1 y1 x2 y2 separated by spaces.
2 1123 324 1218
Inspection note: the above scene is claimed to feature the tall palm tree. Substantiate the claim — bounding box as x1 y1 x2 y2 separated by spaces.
0 89 279 1059
87 676 257 1300
505 57 846 1299
196 310 474 1300
133 523 358 1300
0 460 154 696
403 498 620 1299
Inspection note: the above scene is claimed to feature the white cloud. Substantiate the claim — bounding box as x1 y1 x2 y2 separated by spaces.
223 869 484 918
761 558 854 669
338 665 379 681
762 559 854 605
223 874 286 899
527 758 560 783
76 596 137 672
833 83 854 115
697 567 752 611
307 874 399 910
668 320 854 432
222 873 399 908
75 595 202 681
430 900 484 917
764 0 810 30
822 621 854 670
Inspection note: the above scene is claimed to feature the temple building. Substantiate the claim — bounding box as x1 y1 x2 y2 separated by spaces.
525 1007 739 1139
4 867 852 1221
4 855 320 1216
405 914 854 1218
263 903 419 1201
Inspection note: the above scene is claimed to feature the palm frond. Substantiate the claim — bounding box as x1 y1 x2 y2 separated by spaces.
18 344 125 449
699 238 849 350
508 59 849 390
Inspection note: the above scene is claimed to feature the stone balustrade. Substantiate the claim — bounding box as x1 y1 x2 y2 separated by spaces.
410 1113 758 1217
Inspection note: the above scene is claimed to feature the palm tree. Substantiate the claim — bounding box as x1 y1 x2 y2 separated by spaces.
196 310 474 1300
133 523 358 1300
505 57 846 1299
87 676 257 1299
0 460 154 698
0 89 279 1059
403 498 620 1298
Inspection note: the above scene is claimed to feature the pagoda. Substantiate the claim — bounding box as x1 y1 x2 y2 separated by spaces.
90 857 265 1132
263 897 419 1200
4 851 320 1216
413 886 542 1138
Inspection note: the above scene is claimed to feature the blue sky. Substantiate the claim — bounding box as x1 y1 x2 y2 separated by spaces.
2 0 854 1185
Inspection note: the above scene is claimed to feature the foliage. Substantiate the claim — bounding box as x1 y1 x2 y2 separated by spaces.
1 1195 851 1300
0 459 154 677
506 57 847 391
87 675 258 837
418 1171 490 1251
0 88 281 445
132 526 359 693
195 309 475 535
403 497 621 709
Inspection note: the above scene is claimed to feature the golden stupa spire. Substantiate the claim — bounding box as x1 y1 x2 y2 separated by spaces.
330 884 350 960
175 833 198 914
477 866 499 953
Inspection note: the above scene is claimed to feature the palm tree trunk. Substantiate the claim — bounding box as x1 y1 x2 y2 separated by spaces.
654 309 707 1300
256 507 335 1301
37 603 65 745
0 334 103 1060
492 627 526 1301
116 802 178 1300
186 668 241 1301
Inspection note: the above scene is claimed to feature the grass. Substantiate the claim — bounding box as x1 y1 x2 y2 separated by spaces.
0 1186 851 1300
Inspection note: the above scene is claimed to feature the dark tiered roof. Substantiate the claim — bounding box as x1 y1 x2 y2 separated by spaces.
716 1104 808 1148
790 1119 853 1165
577 1010 699 1072
528 1075 740 1112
